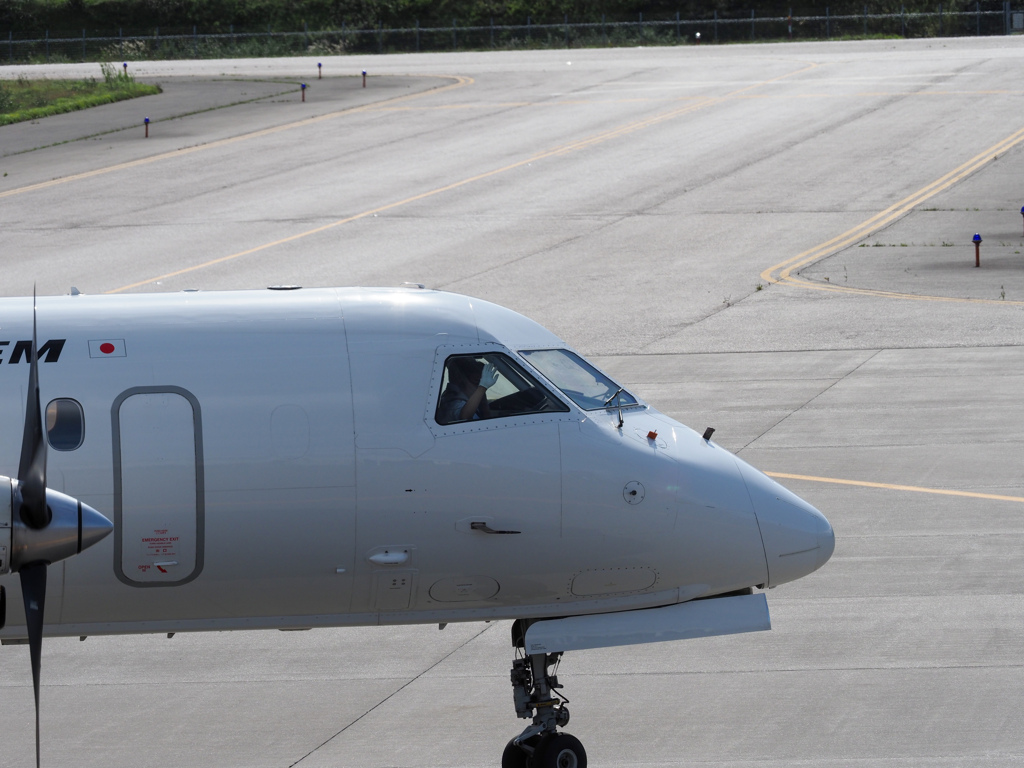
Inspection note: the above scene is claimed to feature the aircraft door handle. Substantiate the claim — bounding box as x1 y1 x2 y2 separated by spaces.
470 522 521 535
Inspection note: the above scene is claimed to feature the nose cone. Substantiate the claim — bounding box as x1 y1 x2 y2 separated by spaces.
736 460 834 588
79 499 114 553
11 486 113 570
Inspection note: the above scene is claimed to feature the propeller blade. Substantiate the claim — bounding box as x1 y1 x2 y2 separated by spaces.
17 293 49 530
20 560 47 768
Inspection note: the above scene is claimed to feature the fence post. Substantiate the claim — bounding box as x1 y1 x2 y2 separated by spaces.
901 6 906 36
976 1 980 34
8 30 12 62
452 18 457 50
639 11 643 38
378 21 383 54
304 21 308 47
527 16 531 43
714 9 719 41
939 4 943 36
415 20 419 52
826 7 830 38
82 28 86 62
1006 0 1011 34
193 25 197 57
603 14 607 44
751 9 755 40
491 17 494 47
863 5 868 36
565 14 569 47
676 11 681 40
45 29 49 62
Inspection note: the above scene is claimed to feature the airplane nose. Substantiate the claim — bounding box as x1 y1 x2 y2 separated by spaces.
735 461 834 588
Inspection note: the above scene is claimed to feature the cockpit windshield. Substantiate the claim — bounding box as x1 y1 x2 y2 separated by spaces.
435 353 568 426
519 349 638 411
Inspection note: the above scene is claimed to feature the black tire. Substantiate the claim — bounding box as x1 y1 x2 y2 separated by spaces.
501 738 531 768
534 733 587 768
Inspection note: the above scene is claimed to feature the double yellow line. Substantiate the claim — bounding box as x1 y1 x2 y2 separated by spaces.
762 124 1024 303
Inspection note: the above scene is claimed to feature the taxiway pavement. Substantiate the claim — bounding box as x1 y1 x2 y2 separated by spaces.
1 37 1023 767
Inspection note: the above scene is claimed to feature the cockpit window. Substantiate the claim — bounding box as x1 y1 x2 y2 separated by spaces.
435 353 568 426
519 349 638 411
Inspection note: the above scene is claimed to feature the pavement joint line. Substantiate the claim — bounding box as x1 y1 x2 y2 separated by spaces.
107 61 819 294
438 214 615 292
765 472 1024 503
585 663 1024 675
287 622 495 767
737 350 882 453
0 74 473 201
365 90 1000 112
760 122 1024 305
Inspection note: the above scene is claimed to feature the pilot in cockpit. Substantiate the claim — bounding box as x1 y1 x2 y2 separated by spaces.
438 357 497 424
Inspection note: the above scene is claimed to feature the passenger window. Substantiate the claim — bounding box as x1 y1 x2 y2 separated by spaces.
46 398 85 451
435 353 568 425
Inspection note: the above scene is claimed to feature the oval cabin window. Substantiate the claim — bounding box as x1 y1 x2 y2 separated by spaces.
46 398 85 451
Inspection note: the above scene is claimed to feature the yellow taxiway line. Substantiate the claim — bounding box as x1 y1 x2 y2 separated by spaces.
767 471 1024 504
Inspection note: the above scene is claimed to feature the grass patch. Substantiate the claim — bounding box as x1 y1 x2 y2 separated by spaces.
0 63 160 126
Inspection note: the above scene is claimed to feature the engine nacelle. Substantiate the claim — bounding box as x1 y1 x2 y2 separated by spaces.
0 476 112 574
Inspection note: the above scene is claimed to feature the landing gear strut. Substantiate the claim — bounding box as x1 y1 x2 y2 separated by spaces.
502 620 587 768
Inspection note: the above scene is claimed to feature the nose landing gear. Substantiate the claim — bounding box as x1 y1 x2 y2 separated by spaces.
503 620 588 768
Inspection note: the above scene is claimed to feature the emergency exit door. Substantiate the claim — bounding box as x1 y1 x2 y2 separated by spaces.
113 387 203 587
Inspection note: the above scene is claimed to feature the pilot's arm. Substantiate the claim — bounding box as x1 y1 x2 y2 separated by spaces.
459 363 498 420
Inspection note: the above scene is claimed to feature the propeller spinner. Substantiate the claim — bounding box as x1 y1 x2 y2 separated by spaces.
0 298 113 767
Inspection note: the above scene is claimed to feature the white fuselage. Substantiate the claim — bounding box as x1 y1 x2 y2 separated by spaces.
0 287 832 639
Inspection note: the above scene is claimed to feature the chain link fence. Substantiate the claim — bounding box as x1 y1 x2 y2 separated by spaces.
3 3 1022 65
